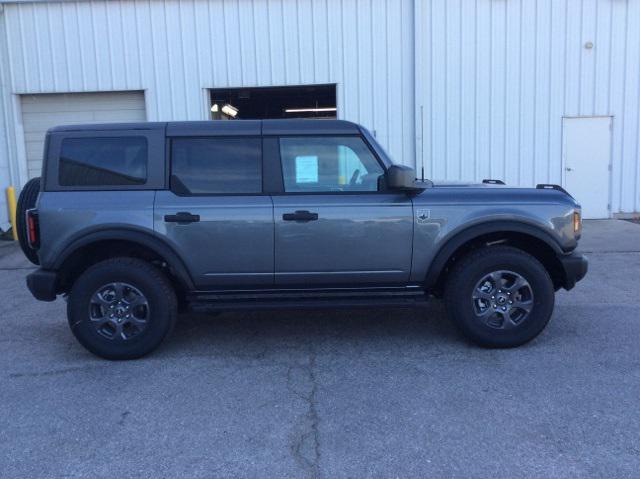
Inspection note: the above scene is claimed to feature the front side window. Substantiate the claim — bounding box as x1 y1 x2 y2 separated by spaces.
171 138 262 194
279 136 384 193
59 137 147 186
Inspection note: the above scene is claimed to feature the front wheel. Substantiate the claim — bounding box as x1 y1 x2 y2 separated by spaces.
67 257 177 360
444 246 555 348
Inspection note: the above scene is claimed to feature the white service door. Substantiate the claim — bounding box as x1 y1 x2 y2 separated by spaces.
562 116 612 219
21 91 146 179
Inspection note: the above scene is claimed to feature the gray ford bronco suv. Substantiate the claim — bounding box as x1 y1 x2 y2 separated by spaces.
19 120 587 359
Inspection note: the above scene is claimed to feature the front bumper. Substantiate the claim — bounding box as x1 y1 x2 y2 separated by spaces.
559 251 588 290
26 269 58 301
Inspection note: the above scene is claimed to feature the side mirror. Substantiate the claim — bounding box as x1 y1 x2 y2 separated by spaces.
386 165 428 192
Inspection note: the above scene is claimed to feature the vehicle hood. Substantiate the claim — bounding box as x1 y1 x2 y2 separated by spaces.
430 180 506 188
413 180 580 209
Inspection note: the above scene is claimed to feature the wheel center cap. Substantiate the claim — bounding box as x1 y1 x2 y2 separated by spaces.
496 295 508 305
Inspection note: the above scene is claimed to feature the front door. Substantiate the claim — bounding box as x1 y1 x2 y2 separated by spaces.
562 116 612 219
271 135 413 286
154 136 273 289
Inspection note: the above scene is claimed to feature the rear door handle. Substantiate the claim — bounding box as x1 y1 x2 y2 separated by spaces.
164 212 200 224
282 210 319 222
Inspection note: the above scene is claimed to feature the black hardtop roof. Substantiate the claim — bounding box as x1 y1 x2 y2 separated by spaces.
48 122 167 133
48 119 361 136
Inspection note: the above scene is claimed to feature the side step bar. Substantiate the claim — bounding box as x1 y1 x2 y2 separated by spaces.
187 289 430 313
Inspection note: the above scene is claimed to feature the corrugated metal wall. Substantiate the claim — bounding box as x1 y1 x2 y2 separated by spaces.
0 0 639 228
0 9 22 227
1 0 414 158
415 0 640 214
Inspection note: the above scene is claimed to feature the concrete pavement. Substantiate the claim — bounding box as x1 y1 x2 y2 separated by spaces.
0 220 639 478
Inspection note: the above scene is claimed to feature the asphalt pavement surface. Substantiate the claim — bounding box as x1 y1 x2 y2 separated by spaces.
0 220 639 478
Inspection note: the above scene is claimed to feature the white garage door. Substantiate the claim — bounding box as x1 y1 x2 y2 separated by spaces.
21 91 146 179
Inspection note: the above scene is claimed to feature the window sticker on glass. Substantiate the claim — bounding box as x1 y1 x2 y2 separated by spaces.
295 156 319 183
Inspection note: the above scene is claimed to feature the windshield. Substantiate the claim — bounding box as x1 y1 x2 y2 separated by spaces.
360 127 394 168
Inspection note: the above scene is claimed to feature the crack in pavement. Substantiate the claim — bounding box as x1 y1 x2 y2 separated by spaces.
117 410 130 426
288 345 321 478
8 364 104 378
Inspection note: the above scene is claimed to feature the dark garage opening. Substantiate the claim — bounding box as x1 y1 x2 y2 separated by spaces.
209 84 336 120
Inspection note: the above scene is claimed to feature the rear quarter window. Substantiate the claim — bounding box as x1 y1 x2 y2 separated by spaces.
58 137 148 187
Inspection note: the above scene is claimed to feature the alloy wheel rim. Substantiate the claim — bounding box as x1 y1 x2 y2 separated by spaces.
472 270 534 329
89 282 150 340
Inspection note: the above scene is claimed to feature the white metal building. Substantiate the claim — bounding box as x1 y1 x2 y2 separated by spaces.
1 0 639 229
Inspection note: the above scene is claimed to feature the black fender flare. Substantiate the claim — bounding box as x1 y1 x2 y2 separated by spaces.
53 227 195 290
423 220 565 288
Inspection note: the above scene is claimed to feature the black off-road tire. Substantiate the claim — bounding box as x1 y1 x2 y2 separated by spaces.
444 245 555 348
67 257 177 360
16 177 41 265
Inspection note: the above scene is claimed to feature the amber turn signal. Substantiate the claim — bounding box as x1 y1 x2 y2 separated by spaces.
573 211 582 234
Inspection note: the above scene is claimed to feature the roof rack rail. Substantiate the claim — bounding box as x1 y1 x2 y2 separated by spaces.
535 183 572 197
482 179 505 185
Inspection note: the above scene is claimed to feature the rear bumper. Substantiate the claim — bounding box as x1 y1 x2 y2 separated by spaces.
26 269 58 301
559 251 588 290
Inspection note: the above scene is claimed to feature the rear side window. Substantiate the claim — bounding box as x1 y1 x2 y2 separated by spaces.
59 137 147 186
171 138 262 194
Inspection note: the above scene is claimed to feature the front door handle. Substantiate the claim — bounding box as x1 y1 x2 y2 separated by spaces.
164 212 200 224
282 210 319 222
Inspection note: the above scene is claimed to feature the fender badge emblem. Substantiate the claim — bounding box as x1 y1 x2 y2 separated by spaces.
416 209 431 223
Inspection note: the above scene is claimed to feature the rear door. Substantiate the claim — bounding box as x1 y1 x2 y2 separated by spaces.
269 135 414 286
154 132 274 289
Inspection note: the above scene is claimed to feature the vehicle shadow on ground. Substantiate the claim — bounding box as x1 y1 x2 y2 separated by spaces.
160 301 465 358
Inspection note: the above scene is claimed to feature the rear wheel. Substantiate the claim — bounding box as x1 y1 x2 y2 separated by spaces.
444 245 555 348
67 257 177 360
16 177 41 265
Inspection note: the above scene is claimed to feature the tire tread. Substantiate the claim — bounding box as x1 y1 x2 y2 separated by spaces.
16 177 41 265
